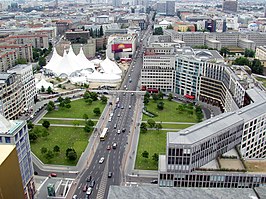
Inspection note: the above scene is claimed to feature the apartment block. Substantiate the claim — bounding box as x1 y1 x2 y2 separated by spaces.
8 34 49 49
0 49 17 72
255 46 266 67
7 64 37 111
0 115 35 198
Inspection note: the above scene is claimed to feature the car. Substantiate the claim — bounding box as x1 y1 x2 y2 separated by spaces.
121 106 124 109
99 157 105 164
128 74 131 77
131 93 134 96
72 195 77 199
131 69 134 72
107 145 111 150
108 172 112 178
114 124 117 129
112 143 117 149
124 85 127 88
122 128 126 133
117 113 121 117
126 88 128 90
123 92 126 96
150 180 158 184
86 175 92 182
129 79 132 83
117 130 121 134
86 187 92 195
50 173 57 177
83 184 88 192
129 105 131 109
89 180 95 188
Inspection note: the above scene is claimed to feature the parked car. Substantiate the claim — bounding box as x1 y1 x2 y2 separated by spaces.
50 173 57 177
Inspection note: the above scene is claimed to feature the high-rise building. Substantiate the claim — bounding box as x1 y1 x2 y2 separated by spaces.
0 145 25 199
0 114 35 199
222 0 238 13
112 0 122 7
166 1 175 16
156 3 166 15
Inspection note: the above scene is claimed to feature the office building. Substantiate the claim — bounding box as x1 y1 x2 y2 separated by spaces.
157 3 166 15
255 46 266 67
0 49 17 72
0 114 35 198
112 0 122 7
166 1 175 16
222 0 238 13
0 145 25 199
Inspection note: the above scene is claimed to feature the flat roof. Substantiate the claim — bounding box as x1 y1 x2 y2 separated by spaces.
0 145 15 165
168 112 243 145
107 186 259 199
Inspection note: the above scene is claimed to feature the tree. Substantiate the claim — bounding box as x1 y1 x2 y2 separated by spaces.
93 107 101 116
86 119 94 127
140 122 147 133
67 150 77 161
48 101 55 109
90 92 98 101
152 153 159 162
100 95 107 104
45 150 54 160
144 97 149 105
166 24 173 29
99 25 104 37
251 59 263 75
41 147 47 154
220 47 229 57
42 129 49 138
158 91 164 99
85 98 93 105
58 96 63 102
233 57 250 66
147 119 156 128
15 58 27 65
153 27 163 35
29 132 38 142
47 86 53 94
83 113 88 121
53 145 60 152
244 48 255 58
41 86 45 93
38 56 46 67
47 104 53 112
152 93 158 101
144 92 150 99
64 97 71 104
59 101 65 107
142 150 149 159
157 101 164 110
155 123 162 131
27 121 34 129
84 124 92 133
42 120 50 129
168 93 173 101
65 103 71 109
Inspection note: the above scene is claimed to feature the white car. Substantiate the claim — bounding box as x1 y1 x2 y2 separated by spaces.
99 157 105 164
117 130 121 134
86 187 92 195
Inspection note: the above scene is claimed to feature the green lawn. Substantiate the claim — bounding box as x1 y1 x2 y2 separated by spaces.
38 119 87 126
142 100 198 123
135 130 175 170
158 123 194 129
30 126 90 166
255 77 266 88
45 99 106 119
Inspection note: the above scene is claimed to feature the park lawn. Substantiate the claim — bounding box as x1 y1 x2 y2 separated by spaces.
255 77 266 88
45 99 106 119
30 126 89 166
38 119 87 126
142 100 198 123
135 130 178 170
159 123 194 129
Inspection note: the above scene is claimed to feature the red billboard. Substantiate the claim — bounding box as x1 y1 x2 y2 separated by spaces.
112 43 132 53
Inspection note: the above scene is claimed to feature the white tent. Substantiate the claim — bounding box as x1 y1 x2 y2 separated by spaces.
44 48 62 71
76 47 95 70
100 57 122 75
36 78 54 91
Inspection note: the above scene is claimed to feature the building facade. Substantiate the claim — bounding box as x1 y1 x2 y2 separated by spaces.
0 115 35 198
222 0 238 13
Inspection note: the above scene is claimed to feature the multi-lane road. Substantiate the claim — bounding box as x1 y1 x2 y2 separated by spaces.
72 19 153 199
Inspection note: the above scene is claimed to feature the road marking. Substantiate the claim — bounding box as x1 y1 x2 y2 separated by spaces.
96 154 110 199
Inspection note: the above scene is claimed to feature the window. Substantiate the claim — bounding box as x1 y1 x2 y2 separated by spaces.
5 137 11 143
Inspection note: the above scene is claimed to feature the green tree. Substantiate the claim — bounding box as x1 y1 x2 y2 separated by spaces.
233 57 250 66
42 129 49 138
158 91 163 99
99 25 104 37
168 93 173 101
67 150 77 161
244 48 255 58
42 120 50 129
38 56 46 67
166 24 173 29
153 27 163 35
86 119 94 127
144 92 150 98
144 97 150 105
65 103 71 109
140 122 147 133
29 132 38 142
155 123 163 131
45 150 54 160
83 113 88 121
58 96 63 102
100 95 108 104
93 107 101 116
41 147 47 154
251 59 263 75
47 104 53 112
152 93 158 101
48 101 55 109
90 92 98 101
41 86 45 93
15 58 27 65
47 86 53 94
85 98 93 105
220 47 230 57
147 119 156 128
142 150 149 159
64 97 71 104
53 145 60 152
157 101 164 110
27 121 34 129
152 153 159 162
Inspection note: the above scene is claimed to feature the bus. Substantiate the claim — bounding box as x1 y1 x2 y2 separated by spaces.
100 128 108 141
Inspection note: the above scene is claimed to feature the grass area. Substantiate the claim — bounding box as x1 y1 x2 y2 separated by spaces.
255 76 266 88
245 160 266 172
142 100 198 123
158 123 194 129
38 119 87 126
30 126 89 166
45 99 106 119
135 130 178 170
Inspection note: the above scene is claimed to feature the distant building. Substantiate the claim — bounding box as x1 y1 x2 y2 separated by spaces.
0 115 35 198
166 1 175 16
156 3 166 15
222 0 238 13
56 20 71 36
264 5 266 17
0 145 25 199
65 30 90 44
255 45 266 67
112 0 122 7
